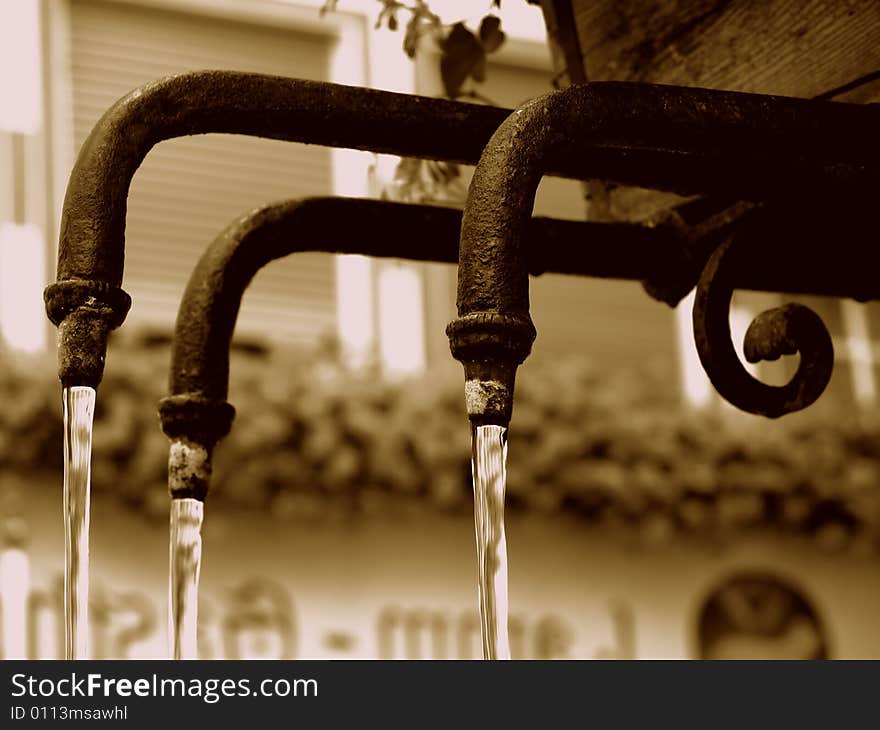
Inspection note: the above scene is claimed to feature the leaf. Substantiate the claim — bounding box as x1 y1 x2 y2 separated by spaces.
374 2 392 30
403 13 421 58
435 161 460 185
440 23 486 98
375 0 402 31
393 156 422 185
479 15 506 54
319 0 338 17
471 54 488 83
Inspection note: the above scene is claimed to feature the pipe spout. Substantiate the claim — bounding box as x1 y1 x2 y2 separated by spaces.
46 72 878 390
157 196 676 498
447 82 880 426
42 72 519 389
48 283 131 388
160 187 880 495
48 72 719 390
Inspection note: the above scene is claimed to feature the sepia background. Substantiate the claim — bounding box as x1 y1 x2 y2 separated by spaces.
1 0 879 659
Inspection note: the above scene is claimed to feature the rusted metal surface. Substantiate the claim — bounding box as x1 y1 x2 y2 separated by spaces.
45 72 880 391
163 193 880 411
157 196 673 498
523 202 880 304
448 81 878 425
692 238 834 418
38 71 640 388
42 71 511 389
157 197 669 458
51 284 131 388
166 437 215 502
678 194 871 416
160 193 879 459
641 198 756 306
542 0 880 240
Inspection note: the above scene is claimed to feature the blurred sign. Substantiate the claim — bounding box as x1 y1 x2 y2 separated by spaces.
6 572 634 660
696 572 829 659
2 492 878 659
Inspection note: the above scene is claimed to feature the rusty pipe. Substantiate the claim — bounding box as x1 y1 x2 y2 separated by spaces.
158 190 880 497
44 73 879 389
156 196 676 499
447 82 880 426
157 194 880 499
40 71 714 390
42 72 511 389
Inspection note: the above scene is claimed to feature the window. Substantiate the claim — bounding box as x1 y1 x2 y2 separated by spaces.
68 0 337 345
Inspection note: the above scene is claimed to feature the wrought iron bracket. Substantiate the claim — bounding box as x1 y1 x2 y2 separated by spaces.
692 237 835 418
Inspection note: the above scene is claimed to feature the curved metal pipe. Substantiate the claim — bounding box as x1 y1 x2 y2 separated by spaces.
156 196 671 499
41 72 505 388
41 71 722 389
44 72 878 389
447 82 880 425
158 192 880 497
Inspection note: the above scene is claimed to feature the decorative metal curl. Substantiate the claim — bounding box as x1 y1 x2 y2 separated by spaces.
692 238 834 418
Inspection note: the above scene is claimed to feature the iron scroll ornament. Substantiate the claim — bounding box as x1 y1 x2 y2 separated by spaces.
692 238 834 418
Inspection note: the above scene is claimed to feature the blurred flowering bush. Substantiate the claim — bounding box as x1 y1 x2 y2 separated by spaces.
1 334 879 552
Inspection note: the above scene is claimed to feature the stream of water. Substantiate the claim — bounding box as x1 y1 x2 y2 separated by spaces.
471 424 511 660
169 497 204 659
62 386 96 660
62 383 508 661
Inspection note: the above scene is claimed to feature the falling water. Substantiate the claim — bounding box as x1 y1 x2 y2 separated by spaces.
169 498 204 659
62 385 96 660
471 424 510 660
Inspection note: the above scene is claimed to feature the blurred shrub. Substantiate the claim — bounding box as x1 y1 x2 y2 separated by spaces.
1 333 879 552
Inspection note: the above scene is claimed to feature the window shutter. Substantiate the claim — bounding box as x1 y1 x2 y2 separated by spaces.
69 0 336 345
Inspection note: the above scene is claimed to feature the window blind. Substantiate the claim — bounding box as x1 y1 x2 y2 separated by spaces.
69 0 337 345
